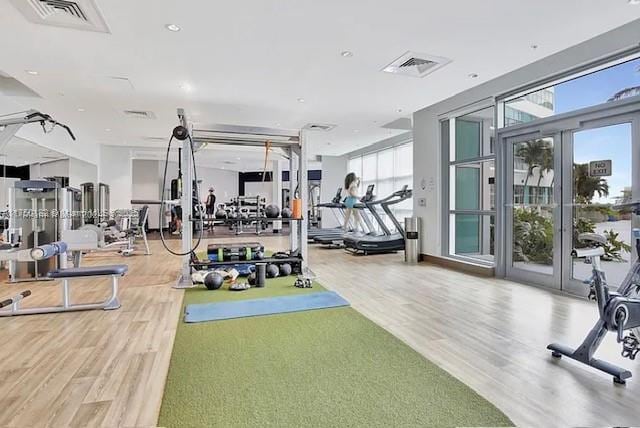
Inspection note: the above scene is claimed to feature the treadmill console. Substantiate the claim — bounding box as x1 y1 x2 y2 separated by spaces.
331 187 343 204
361 184 375 202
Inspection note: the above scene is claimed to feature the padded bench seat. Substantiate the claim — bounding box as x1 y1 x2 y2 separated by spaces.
48 264 128 279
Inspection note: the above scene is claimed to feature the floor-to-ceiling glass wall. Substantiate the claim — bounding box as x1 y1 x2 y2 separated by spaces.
442 106 496 264
496 53 640 293
347 142 414 231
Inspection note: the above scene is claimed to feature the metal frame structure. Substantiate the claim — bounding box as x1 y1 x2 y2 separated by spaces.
174 108 308 288
0 109 75 152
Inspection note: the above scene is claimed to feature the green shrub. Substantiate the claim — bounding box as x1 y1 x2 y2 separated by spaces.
513 207 553 265
601 229 632 262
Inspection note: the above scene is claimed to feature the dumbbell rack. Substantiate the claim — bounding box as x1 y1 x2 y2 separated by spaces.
216 217 304 236
190 254 303 274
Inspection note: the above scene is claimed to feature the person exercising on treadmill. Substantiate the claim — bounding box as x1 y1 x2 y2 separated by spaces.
343 172 365 233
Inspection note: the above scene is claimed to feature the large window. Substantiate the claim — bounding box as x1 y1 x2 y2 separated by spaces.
443 106 496 264
502 55 640 128
348 142 413 230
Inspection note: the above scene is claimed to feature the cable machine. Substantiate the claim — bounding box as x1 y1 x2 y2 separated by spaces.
167 108 308 288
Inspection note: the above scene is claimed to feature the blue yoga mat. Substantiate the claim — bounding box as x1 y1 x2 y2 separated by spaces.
184 291 350 323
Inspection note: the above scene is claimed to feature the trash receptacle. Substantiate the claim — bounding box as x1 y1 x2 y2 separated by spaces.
404 217 420 264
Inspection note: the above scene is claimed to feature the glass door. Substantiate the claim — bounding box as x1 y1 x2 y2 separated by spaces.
505 133 562 288
499 106 640 295
562 120 635 295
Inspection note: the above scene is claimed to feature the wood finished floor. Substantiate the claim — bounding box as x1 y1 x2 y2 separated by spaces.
0 236 638 427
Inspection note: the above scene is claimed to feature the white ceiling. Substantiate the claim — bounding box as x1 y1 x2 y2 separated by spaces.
0 0 638 165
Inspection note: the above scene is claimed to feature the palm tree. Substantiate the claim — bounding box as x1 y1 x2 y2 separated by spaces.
516 139 550 204
535 145 554 204
573 163 609 204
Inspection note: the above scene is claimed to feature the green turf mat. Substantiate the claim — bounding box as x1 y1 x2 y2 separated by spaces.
159 278 512 428
185 275 323 304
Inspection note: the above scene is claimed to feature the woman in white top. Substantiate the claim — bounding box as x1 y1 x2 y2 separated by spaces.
343 172 366 233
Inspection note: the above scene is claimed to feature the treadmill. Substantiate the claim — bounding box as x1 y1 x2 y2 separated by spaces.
314 184 377 247
343 185 412 255
307 187 346 241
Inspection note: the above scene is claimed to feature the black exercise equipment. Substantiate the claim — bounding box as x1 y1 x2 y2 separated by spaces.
215 208 228 219
308 187 345 241
265 204 280 218
0 290 31 309
314 184 377 247
207 242 265 262
266 263 279 278
279 263 292 276
294 276 313 288
203 272 224 290
548 203 640 385
281 207 292 218
343 185 413 255
255 263 266 288
247 272 257 286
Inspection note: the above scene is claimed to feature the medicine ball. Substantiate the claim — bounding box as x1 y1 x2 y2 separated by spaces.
215 209 227 219
204 272 224 290
247 272 256 286
254 251 265 260
266 263 279 278
265 204 280 218
281 207 292 218
278 263 292 276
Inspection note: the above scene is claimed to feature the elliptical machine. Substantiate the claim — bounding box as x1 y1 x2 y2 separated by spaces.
547 202 640 384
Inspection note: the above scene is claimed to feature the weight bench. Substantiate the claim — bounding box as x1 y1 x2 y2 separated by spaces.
0 264 127 317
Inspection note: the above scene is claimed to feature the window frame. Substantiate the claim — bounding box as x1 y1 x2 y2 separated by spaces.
347 141 414 231
441 104 497 266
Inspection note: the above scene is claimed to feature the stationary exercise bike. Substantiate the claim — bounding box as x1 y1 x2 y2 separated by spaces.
547 202 640 385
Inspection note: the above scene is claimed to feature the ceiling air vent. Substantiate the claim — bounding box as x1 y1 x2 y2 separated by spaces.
382 51 451 78
10 0 110 33
124 110 156 120
303 123 336 132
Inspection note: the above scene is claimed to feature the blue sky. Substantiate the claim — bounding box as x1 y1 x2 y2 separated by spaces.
554 58 640 203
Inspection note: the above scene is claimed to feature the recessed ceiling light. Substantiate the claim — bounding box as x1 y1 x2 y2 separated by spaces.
25 70 39 75
629 0 640 4
354 129 359 133
468 73 479 78
530 44 539 49
397 108 403 113
180 82 193 92
341 50 353 58
165 24 181 32
105 128 111 132
297 98 305 103
77 108 85 112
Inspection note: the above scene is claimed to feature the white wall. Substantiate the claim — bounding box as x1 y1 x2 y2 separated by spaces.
320 155 347 228
132 159 163 229
131 159 238 228
68 158 98 189
163 161 238 204
412 19 640 257
99 146 132 210
30 159 69 179
0 177 18 209
244 181 274 205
